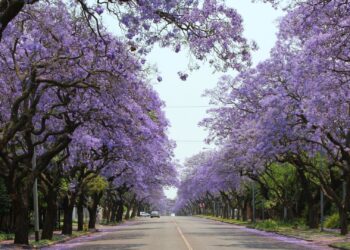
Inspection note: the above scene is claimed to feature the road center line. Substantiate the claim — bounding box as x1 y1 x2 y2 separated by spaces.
173 220 193 250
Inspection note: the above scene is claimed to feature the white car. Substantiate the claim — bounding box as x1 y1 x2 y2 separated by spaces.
140 212 150 217
171 213 175 217
150 211 160 218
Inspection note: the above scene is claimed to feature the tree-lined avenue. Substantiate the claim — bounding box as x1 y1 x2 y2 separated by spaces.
45 216 331 250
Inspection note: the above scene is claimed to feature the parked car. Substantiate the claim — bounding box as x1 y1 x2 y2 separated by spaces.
140 212 150 217
171 213 175 217
150 211 160 218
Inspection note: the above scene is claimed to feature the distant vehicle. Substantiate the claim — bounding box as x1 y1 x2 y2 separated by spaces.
150 211 160 218
171 213 175 217
140 212 150 217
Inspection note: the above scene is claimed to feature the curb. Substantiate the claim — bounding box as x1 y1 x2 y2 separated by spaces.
200 216 310 240
328 244 350 250
1 220 133 249
35 219 136 249
0 230 99 249
329 246 346 250
34 230 98 249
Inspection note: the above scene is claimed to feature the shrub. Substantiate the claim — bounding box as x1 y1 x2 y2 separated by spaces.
83 223 89 232
0 232 14 241
324 213 340 229
254 219 279 231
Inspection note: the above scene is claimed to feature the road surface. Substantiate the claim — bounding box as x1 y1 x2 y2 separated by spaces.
47 216 331 250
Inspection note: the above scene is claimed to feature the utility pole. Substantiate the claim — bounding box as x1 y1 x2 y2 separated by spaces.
283 206 287 221
342 170 346 206
283 173 288 221
252 182 256 223
320 190 324 232
32 135 40 241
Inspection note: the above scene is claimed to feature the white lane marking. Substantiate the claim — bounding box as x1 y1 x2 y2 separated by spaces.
173 220 193 250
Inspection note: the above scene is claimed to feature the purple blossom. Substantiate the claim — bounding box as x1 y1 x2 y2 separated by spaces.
178 71 188 81
175 44 181 53
95 5 104 15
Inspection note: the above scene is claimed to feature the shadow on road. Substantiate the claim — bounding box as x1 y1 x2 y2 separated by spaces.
115 227 162 232
213 242 304 250
51 243 145 250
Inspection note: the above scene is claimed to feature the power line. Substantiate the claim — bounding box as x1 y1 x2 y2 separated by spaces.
175 140 204 142
165 105 213 109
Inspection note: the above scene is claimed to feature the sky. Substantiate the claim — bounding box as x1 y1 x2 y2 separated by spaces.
105 1 284 199
149 1 283 163
151 2 284 199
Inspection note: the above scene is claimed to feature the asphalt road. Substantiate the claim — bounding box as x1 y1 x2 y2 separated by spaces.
47 216 331 250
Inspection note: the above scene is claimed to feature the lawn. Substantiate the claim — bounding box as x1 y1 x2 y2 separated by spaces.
29 231 92 248
329 242 350 250
196 215 349 248
0 232 14 241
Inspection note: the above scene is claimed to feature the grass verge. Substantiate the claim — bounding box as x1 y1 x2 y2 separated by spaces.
29 231 92 248
99 219 125 226
198 215 251 226
330 242 350 250
0 232 14 241
196 214 349 248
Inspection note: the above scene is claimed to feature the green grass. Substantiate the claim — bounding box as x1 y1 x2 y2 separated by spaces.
254 219 279 231
262 222 340 240
29 231 91 248
330 242 350 250
197 215 343 241
99 219 123 226
72 231 90 237
198 215 251 226
0 232 14 241
29 235 64 248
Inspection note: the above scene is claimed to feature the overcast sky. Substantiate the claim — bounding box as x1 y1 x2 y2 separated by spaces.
149 1 284 162
106 1 284 199
154 1 284 199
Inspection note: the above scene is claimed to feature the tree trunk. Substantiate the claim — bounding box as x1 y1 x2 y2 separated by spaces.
116 200 124 222
137 204 143 217
13 186 30 245
110 203 117 223
39 207 44 229
131 202 138 218
307 203 319 229
242 200 248 221
57 209 61 230
103 206 110 223
88 206 97 229
88 192 103 229
62 197 74 235
225 203 229 219
339 206 348 235
296 166 319 228
41 189 57 240
77 203 84 231
124 204 130 220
